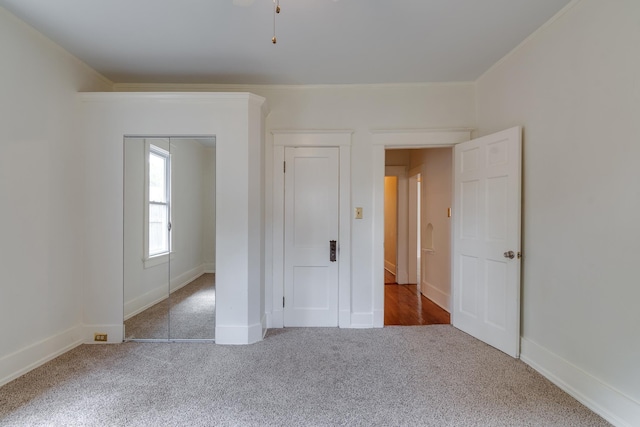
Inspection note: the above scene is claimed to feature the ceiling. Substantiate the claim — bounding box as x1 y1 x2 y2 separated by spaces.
0 0 572 85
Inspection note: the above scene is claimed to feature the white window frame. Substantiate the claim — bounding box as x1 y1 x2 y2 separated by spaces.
143 139 173 268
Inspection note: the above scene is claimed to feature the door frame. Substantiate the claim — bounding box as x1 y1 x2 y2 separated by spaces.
271 131 352 328
371 129 472 327
384 166 409 284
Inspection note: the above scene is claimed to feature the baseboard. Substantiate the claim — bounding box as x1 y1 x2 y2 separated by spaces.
83 324 124 344
384 261 396 274
170 265 205 293
124 285 167 320
124 265 207 319
215 322 263 345
261 314 268 339
203 263 215 274
421 280 450 312
373 309 384 328
0 325 83 387
520 337 640 427
350 312 373 328
269 309 283 328
339 309 351 328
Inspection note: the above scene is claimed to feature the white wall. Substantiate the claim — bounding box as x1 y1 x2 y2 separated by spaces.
383 176 398 274
0 7 112 386
411 148 453 312
79 93 266 345
114 83 477 323
476 0 640 424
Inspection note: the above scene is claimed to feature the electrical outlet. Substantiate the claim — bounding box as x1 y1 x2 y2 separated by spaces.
94 333 108 342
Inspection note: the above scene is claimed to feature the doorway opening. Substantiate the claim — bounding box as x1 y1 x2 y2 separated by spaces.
383 148 451 326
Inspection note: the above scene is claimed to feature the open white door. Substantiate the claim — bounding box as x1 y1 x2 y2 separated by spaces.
452 127 522 357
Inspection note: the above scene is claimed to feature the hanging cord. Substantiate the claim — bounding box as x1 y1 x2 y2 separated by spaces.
272 0 280 44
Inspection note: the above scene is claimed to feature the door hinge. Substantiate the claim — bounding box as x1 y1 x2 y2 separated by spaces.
283 297 285 307
283 161 286 173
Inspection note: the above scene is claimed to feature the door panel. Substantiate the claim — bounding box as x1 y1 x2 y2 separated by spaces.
453 127 522 357
284 147 339 327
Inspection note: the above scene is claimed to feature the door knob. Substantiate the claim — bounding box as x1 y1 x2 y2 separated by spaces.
503 250 515 259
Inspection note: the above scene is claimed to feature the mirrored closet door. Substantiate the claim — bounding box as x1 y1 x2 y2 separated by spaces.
124 136 216 341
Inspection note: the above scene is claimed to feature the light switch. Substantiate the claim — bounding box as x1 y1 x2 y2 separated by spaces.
355 207 363 219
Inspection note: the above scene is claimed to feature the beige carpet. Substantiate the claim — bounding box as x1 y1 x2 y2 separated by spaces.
0 326 608 426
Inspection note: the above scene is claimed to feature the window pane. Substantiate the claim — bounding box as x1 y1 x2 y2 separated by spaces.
149 152 166 203
149 203 168 256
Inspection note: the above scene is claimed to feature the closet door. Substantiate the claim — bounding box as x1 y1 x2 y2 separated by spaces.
168 137 216 340
123 137 171 340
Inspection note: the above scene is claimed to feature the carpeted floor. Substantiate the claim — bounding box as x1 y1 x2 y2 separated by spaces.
124 273 215 340
0 326 608 426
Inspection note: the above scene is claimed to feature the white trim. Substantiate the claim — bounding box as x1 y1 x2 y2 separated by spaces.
385 166 409 285
271 131 352 328
215 322 263 345
124 284 167 320
372 129 474 147
124 265 206 320
272 130 353 146
0 325 83 387
143 251 175 269
203 263 215 274
112 82 475 93
521 337 640 427
78 92 266 103
384 261 396 274
82 324 124 344
144 139 172 261
420 280 451 313
350 312 374 329
372 129 471 327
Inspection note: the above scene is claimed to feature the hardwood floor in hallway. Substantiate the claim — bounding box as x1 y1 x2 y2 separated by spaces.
384 270 450 326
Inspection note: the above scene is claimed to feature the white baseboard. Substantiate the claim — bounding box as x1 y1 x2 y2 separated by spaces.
125 264 207 319
373 309 384 327
170 265 205 293
421 280 450 312
339 309 351 328
215 322 263 345
203 263 215 274
384 260 396 275
83 324 124 344
269 309 283 328
124 285 167 320
521 337 640 427
350 312 374 328
0 325 83 387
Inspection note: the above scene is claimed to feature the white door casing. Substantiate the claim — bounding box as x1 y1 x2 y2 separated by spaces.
284 147 339 326
371 129 472 327
452 127 522 357
271 131 351 329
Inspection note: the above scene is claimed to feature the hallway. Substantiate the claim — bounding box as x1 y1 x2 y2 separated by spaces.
384 270 450 326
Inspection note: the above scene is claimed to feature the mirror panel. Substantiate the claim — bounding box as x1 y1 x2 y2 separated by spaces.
124 137 170 340
124 136 216 341
168 138 216 340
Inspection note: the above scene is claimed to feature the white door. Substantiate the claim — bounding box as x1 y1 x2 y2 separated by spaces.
452 127 522 357
284 147 339 327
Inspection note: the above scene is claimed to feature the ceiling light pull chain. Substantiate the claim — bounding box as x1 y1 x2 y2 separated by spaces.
272 0 280 44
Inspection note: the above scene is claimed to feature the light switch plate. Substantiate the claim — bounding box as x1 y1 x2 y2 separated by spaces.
355 207 363 219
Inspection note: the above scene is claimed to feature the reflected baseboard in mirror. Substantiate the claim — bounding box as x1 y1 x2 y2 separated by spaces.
124 273 216 341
